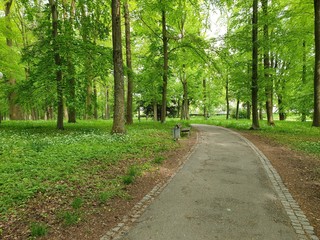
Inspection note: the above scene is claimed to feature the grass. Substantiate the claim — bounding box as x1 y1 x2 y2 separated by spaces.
0 120 179 221
30 222 48 237
1 117 319 238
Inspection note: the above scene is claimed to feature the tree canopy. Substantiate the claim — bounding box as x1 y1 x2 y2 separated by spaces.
0 0 319 127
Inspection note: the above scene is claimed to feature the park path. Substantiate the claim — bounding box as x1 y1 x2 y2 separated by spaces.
104 124 318 240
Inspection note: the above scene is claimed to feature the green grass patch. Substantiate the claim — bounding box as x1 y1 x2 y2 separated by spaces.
0 120 179 219
30 222 48 237
153 156 166 164
58 210 81 226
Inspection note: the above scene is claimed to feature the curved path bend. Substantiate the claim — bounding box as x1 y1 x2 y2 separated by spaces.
103 125 318 240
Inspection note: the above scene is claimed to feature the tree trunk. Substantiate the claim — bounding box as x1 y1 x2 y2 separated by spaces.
278 95 286 120
111 0 126 133
49 0 64 130
262 0 275 126
236 99 240 120
203 79 208 120
67 66 77 123
181 80 189 120
105 86 111 120
93 80 98 119
226 74 230 120
313 0 320 127
124 1 134 125
301 40 307 122
251 0 260 130
153 101 158 121
65 0 76 123
161 10 168 123
246 101 251 119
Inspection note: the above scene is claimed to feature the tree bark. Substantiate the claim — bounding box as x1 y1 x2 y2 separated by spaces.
49 0 64 129
313 0 320 127
203 79 208 120
93 80 98 119
246 101 251 119
105 86 111 120
251 0 260 130
161 10 168 123
124 0 134 125
111 0 126 133
65 0 76 123
262 0 275 126
301 40 307 122
226 74 230 120
153 101 158 121
236 99 240 120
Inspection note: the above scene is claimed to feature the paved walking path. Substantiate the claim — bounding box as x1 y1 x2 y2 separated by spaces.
102 125 318 240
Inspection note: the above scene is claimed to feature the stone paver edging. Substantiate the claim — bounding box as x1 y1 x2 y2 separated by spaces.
225 127 319 240
101 126 319 240
100 132 200 240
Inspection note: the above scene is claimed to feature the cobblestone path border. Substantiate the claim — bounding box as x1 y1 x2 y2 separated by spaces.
228 128 319 240
100 132 200 240
101 126 319 240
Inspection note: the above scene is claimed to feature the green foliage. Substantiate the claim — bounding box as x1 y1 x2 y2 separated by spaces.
58 211 81 226
71 197 83 210
153 156 165 164
122 165 141 185
30 222 48 237
0 120 179 219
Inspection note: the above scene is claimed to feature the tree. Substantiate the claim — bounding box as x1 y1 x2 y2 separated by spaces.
124 0 134 125
313 0 320 127
111 0 126 133
161 8 168 123
262 0 275 126
49 0 64 130
251 0 260 129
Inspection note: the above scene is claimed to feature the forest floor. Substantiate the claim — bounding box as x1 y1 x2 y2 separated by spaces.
4 126 320 239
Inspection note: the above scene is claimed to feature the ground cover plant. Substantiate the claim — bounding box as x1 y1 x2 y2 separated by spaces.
0 120 180 238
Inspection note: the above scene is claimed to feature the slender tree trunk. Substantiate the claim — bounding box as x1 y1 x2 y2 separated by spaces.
236 99 240 120
105 86 110 120
161 10 168 123
153 101 158 121
262 0 275 126
124 1 134 125
49 0 64 130
313 1 320 127
278 96 286 120
65 0 76 123
203 79 208 120
111 0 126 133
301 40 307 122
181 81 189 120
93 80 98 119
251 0 260 130
246 101 251 119
226 74 230 120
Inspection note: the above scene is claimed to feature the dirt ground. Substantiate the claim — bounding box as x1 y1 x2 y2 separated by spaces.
2 129 320 239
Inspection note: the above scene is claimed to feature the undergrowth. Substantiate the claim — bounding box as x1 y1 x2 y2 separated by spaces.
0 120 178 222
